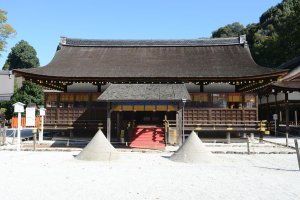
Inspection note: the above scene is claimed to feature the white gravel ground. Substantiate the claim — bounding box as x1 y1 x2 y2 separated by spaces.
0 151 299 200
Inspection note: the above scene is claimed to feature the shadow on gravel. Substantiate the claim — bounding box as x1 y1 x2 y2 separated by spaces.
254 166 299 172
161 155 171 159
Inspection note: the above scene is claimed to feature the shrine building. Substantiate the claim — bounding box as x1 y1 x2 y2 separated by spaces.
13 36 287 148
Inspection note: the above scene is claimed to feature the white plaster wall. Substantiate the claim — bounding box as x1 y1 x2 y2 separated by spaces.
67 83 98 92
185 83 200 93
260 92 300 104
0 73 14 100
204 83 235 93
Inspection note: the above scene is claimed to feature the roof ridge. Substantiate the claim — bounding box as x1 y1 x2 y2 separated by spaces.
60 36 246 47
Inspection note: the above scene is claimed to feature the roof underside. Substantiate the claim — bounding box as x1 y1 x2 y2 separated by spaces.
15 37 284 80
98 84 191 101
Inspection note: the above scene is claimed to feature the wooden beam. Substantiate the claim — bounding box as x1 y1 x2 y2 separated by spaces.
266 95 270 121
295 110 298 126
274 92 279 132
107 102 111 142
176 106 182 146
200 84 204 92
285 92 289 146
116 112 120 140
97 84 102 92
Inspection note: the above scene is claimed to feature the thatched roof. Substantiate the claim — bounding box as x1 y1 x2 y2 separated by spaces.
14 36 285 81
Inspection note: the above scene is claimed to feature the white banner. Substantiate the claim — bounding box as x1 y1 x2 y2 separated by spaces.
26 107 36 127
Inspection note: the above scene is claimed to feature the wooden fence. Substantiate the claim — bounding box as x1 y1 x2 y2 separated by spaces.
11 117 41 128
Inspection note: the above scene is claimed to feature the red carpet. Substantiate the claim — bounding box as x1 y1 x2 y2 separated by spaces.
129 126 165 149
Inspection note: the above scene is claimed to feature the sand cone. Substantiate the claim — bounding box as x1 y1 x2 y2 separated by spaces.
170 131 214 163
76 130 119 161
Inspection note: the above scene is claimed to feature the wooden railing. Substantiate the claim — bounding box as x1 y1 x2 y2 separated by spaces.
168 119 261 132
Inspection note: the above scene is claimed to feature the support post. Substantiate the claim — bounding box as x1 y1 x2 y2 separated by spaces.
285 92 289 146
107 102 111 142
97 84 102 92
39 115 44 142
250 132 254 140
226 132 231 144
69 129 74 138
247 137 250 155
176 107 182 146
182 100 186 143
3 126 7 145
200 84 204 92
274 93 280 132
266 95 270 121
164 114 168 145
280 111 282 123
116 112 120 141
32 128 37 151
294 139 300 170
17 112 21 151
295 110 298 126
242 133 247 139
274 93 278 116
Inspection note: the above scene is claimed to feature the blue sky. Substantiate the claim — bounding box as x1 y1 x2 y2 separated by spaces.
1 0 282 68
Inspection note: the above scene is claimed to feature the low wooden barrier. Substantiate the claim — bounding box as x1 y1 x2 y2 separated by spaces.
11 116 41 128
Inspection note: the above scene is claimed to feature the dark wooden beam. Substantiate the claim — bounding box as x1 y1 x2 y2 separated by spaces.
285 92 290 146
97 84 102 92
200 84 204 92
107 102 111 142
176 106 182 146
266 95 270 121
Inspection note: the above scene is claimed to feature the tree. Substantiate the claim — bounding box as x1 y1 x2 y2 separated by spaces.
1 40 42 119
5 81 44 119
212 22 245 38
2 40 39 70
0 9 16 56
212 0 300 67
251 0 300 67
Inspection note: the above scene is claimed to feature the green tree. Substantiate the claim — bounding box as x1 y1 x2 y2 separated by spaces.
212 0 300 68
2 40 39 70
5 81 44 119
252 0 300 67
0 9 16 55
212 22 245 38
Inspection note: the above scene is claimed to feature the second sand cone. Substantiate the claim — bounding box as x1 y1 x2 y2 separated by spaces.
170 131 214 163
76 130 119 161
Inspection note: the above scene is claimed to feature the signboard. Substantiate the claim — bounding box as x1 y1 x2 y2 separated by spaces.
26 107 36 127
273 114 278 120
39 108 46 116
13 102 25 113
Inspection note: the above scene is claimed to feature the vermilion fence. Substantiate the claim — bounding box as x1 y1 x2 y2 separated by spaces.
11 117 41 128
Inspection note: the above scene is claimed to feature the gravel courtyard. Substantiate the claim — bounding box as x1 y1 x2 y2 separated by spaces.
0 151 299 200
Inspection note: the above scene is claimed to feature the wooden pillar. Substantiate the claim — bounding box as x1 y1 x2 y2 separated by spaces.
285 92 289 146
274 92 279 131
280 111 282 122
164 114 168 145
176 106 183 146
226 132 231 144
200 84 204 92
274 93 279 117
116 112 120 141
258 96 262 120
266 95 270 121
56 93 61 124
295 110 298 126
97 84 102 92
107 102 111 142
259 96 262 105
